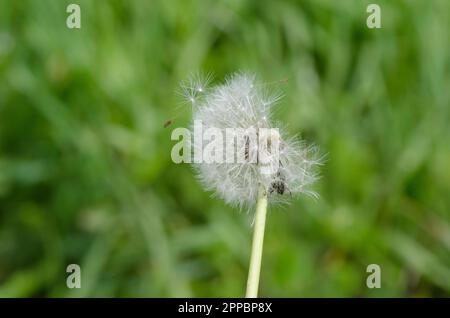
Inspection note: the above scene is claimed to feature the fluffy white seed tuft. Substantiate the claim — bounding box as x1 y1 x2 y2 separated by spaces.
186 72 321 209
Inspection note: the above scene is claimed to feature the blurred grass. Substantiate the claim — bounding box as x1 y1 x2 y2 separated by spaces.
0 0 449 297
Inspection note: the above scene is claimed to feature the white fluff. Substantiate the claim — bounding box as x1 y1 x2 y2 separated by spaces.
184 72 321 209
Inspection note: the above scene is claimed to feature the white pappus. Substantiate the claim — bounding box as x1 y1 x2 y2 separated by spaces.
182 72 321 209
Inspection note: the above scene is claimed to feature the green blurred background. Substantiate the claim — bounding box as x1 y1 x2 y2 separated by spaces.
0 0 449 297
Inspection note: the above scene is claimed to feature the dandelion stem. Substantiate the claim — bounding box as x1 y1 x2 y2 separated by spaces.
245 189 268 298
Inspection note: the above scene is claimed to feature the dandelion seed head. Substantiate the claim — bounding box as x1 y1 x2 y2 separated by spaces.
188 72 321 209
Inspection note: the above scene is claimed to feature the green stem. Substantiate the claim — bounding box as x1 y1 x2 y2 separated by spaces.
245 189 268 298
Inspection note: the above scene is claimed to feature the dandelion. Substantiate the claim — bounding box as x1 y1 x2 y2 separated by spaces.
182 72 321 297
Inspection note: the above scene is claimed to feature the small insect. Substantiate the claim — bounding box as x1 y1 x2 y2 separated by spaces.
163 119 173 128
269 170 291 196
163 106 187 128
244 135 250 160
